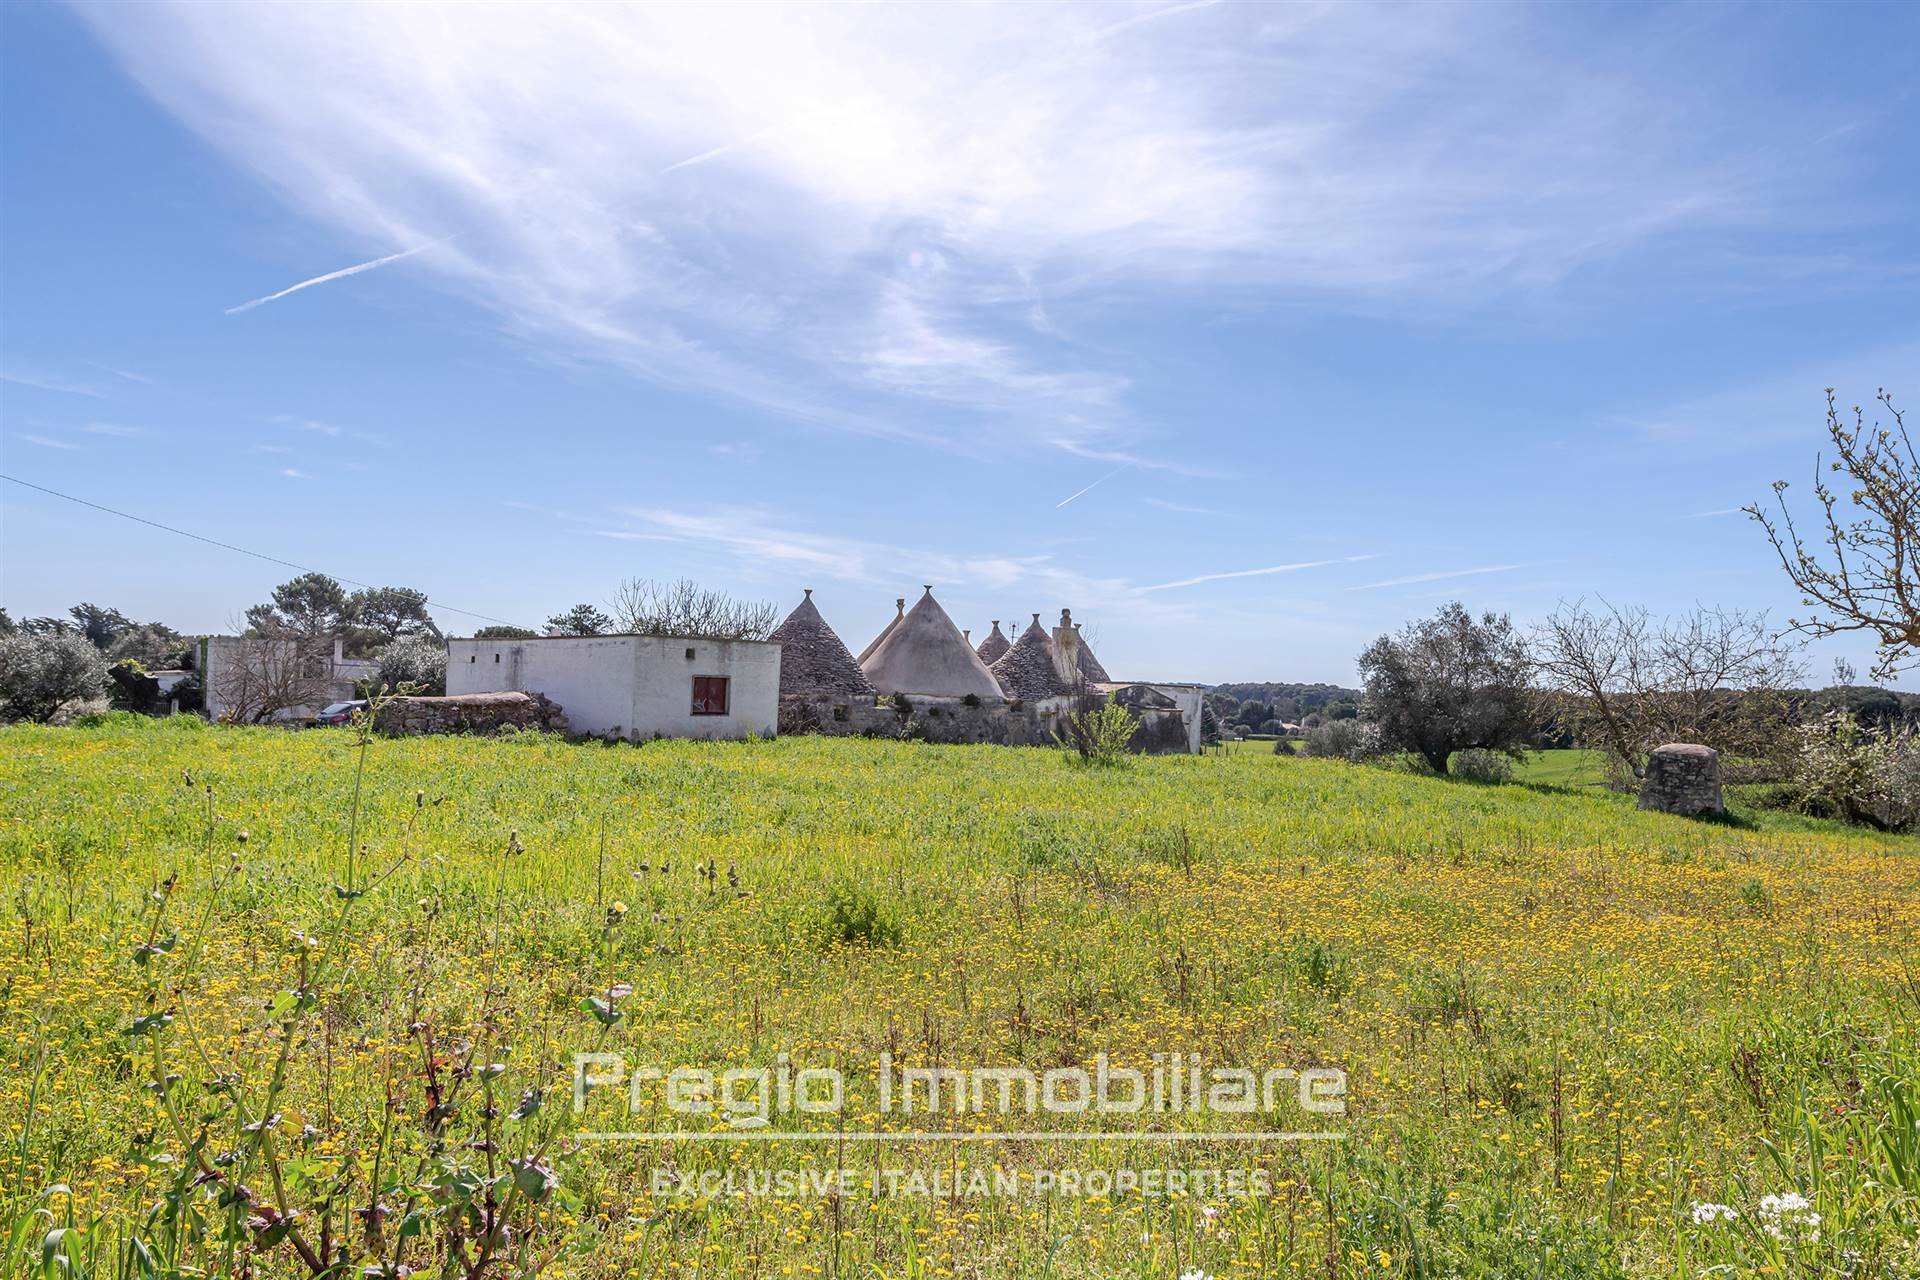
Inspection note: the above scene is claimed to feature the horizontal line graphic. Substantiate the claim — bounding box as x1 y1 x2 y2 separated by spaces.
580 1131 1346 1143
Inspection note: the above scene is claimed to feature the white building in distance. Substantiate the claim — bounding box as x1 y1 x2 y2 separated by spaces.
445 634 779 741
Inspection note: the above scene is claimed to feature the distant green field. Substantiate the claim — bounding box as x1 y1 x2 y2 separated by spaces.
1511 748 1610 788
3 719 1915 1278
1226 743 1614 791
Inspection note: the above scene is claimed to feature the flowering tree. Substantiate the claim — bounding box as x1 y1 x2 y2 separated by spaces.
1748 388 1919 680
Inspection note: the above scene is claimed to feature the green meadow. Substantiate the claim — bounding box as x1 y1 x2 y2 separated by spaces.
3 716 1916 1278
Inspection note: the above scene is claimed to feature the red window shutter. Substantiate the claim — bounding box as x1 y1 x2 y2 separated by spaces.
692 676 729 715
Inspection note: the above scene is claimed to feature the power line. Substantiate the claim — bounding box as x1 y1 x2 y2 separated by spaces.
1 472 534 631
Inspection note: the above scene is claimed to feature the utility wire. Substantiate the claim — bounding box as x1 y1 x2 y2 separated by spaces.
1 472 534 631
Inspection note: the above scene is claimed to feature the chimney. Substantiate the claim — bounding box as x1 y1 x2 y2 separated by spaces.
1051 609 1083 686
332 636 345 665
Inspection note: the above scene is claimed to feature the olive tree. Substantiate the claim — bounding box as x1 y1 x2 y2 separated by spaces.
375 635 448 695
1357 602 1533 775
0 632 109 723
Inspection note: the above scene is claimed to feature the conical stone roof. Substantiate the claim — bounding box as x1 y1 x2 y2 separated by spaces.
770 590 874 696
860 588 1005 700
1073 624 1112 683
975 620 1010 664
990 613 1075 701
858 597 906 664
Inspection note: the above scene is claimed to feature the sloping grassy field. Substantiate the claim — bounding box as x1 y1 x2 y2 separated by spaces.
2 717 1916 1278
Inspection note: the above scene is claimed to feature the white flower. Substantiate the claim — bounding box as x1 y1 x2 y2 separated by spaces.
1199 1205 1220 1223
1758 1191 1812 1216
1757 1191 1820 1243
1689 1201 1739 1225
1179 1271 1215 1280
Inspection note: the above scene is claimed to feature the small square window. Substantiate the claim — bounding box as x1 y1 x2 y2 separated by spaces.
685 647 696 660
494 653 501 663
469 655 476 663
691 676 729 716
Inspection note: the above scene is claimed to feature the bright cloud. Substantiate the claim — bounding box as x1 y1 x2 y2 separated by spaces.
78 1 1827 460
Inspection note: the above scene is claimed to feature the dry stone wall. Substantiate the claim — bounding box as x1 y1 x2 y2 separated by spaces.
374 692 569 737
1637 743 1724 816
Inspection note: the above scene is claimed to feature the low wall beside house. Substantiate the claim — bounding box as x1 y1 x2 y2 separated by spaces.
373 691 569 737
778 693 1076 747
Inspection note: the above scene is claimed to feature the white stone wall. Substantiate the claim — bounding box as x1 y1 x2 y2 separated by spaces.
446 635 780 740
630 636 780 740
449 636 637 736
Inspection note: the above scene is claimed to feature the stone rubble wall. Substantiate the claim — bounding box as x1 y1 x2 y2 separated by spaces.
374 691 569 737
1637 743 1724 816
778 692 1191 751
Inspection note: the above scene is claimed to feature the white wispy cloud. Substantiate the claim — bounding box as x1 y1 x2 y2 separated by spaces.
93 364 153 385
1345 563 1533 591
1684 507 1745 519
595 505 1149 610
74 1 1832 460
279 467 311 479
17 433 82 450
1144 497 1218 515
1140 554 1379 593
2 369 104 398
276 416 386 445
82 422 144 437
226 242 443 315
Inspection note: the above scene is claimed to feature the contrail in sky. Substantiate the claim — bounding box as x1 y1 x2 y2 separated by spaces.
225 241 444 315
1141 554 1379 593
1056 462 1133 508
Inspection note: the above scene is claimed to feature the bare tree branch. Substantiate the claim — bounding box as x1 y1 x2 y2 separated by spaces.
1532 599 1804 778
1747 388 1920 681
608 578 778 641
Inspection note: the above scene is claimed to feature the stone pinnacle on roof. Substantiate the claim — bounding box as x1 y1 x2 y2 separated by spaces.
860 587 1005 700
770 590 875 697
990 612 1074 701
858 596 906 663
975 619 1010 664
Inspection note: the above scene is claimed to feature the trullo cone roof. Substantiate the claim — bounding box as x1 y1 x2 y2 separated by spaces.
1072 624 1113 683
769 590 874 696
860 588 1006 700
990 614 1075 701
975 620 1010 664
858 597 906 663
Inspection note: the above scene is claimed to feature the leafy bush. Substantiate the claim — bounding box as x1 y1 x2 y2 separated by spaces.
0 632 108 723
1301 718 1382 762
812 880 902 949
1778 710 1919 831
1055 699 1137 767
70 709 151 730
1451 747 1514 784
375 634 448 695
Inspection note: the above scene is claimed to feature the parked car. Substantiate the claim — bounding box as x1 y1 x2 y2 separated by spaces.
313 700 367 727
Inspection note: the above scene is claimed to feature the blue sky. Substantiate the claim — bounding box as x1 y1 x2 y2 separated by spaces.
2 0 1916 687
